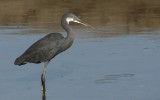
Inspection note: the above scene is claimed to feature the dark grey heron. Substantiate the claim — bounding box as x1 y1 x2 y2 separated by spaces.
14 12 93 98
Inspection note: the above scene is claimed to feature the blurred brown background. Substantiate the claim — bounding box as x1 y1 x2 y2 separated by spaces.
0 0 160 31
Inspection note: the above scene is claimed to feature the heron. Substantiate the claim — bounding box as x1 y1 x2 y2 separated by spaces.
14 12 93 97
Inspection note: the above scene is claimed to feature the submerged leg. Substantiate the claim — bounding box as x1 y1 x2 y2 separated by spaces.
41 61 49 100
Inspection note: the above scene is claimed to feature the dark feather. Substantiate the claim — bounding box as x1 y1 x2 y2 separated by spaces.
14 33 64 65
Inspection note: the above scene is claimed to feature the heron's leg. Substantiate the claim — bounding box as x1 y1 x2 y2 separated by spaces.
42 61 49 81
41 61 49 97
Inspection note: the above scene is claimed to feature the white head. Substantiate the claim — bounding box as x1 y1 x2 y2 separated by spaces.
66 17 74 24
63 13 94 29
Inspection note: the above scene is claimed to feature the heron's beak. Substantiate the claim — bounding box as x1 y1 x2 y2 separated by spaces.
74 19 95 29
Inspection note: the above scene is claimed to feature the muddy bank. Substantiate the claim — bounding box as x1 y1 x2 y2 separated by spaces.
0 0 160 30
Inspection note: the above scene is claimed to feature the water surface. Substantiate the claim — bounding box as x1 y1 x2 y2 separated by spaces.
0 28 160 100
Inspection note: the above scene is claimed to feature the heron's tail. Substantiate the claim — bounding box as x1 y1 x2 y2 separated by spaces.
14 56 26 66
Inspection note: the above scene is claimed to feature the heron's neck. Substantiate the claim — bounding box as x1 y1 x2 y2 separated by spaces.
61 19 74 49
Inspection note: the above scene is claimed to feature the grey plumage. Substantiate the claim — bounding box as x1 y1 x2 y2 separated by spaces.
14 33 66 65
14 13 81 65
14 12 93 97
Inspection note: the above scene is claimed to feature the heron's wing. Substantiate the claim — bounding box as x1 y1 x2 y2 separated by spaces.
15 33 64 65
26 33 64 52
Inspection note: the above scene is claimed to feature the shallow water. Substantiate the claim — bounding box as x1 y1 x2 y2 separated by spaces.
0 28 160 100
